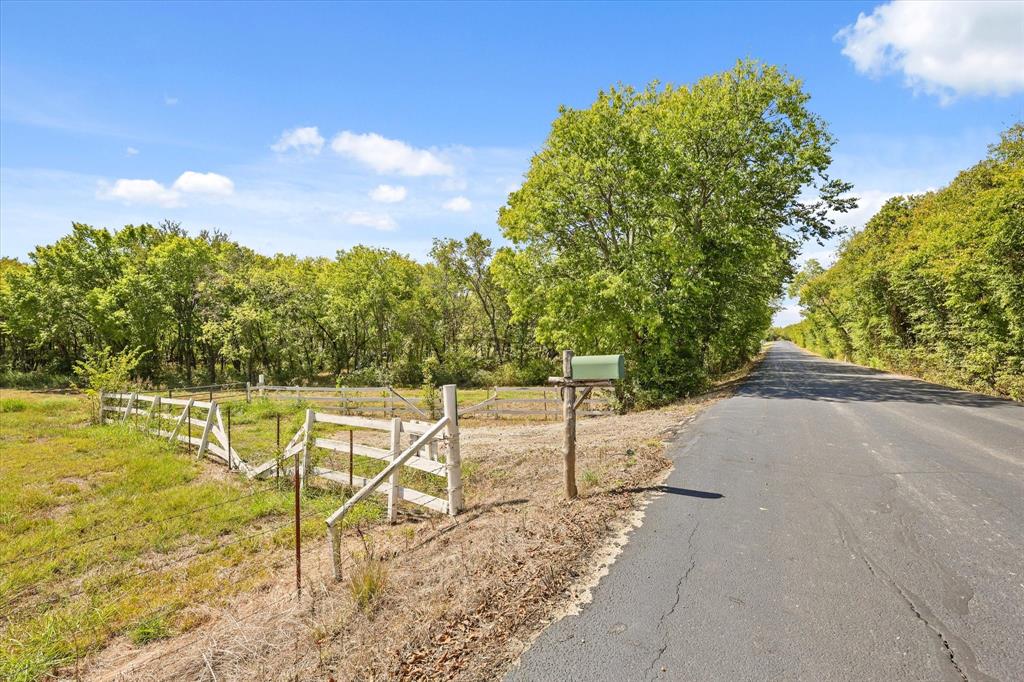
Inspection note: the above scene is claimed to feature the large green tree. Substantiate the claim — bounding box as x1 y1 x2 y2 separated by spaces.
784 124 1023 399
497 60 854 401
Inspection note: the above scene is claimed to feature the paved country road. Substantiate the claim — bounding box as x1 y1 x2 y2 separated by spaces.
507 341 1024 682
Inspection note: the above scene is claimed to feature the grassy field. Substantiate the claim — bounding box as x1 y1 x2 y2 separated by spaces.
0 383 621 680
0 390 381 681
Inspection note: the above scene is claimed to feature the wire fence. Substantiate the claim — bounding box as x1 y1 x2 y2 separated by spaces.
1 400 355 682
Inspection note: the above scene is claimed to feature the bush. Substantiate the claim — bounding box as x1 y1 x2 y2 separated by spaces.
423 350 479 387
476 357 557 387
73 345 148 421
0 368 73 389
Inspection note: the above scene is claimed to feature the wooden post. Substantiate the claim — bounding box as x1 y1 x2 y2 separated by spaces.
226 405 232 470
442 384 463 515
387 417 401 523
121 392 136 424
258 374 265 399
299 409 314 490
563 350 578 500
348 429 354 487
170 397 194 443
245 381 251 403
98 390 105 425
149 395 161 434
197 400 217 459
493 386 499 420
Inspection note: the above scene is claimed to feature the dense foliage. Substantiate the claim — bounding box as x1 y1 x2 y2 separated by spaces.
0 223 545 388
781 124 1024 399
2 62 851 401
498 60 852 402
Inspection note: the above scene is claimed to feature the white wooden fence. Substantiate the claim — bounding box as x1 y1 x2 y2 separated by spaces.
458 385 614 419
100 391 245 472
256 383 430 418
101 385 463 581
254 380 614 421
320 384 462 579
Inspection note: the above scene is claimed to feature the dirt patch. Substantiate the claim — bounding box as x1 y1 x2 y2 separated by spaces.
72 364 754 681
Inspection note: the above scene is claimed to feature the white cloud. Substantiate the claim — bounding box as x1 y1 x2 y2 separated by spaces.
836 1 1024 102
331 131 453 176
97 171 233 206
164 95 179 106
171 171 234 196
125 147 139 156
442 196 472 212
97 178 180 207
271 126 325 155
341 211 397 232
369 184 407 203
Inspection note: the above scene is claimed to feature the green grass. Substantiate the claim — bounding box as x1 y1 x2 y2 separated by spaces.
0 390 382 682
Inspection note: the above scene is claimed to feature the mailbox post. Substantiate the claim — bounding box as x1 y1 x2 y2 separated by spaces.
550 350 624 500
562 350 577 499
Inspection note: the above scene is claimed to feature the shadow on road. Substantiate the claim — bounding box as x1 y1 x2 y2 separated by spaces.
742 344 1021 409
615 485 724 499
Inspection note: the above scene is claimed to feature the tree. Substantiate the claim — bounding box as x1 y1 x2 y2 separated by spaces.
782 123 1023 399
497 60 854 401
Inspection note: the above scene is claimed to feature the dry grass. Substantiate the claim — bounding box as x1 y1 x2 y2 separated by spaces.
66 360 757 681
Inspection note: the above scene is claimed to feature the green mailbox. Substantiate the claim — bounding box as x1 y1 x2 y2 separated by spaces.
570 354 625 381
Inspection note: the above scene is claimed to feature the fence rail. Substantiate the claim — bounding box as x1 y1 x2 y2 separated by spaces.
457 385 614 419
99 385 464 582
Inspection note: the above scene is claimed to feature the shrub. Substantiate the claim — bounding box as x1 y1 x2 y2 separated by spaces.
424 350 479 387
73 346 148 422
0 368 73 389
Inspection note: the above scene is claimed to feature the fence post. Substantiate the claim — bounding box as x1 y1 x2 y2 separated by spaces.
98 389 105 424
493 386 499 420
150 395 161 434
299 409 314 490
246 381 251 403
258 374 265 399
197 400 217 459
442 384 463 515
226 405 232 470
562 350 578 500
120 392 136 425
387 417 402 523
294 449 302 598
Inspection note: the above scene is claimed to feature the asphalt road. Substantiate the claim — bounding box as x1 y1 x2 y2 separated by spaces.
507 341 1024 681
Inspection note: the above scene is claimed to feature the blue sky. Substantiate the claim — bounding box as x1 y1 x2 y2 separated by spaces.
1 1 1022 324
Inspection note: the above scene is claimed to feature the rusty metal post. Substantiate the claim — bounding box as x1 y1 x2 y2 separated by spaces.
294 454 302 598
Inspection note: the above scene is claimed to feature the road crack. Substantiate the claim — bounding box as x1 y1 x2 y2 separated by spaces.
826 502 978 682
643 520 700 680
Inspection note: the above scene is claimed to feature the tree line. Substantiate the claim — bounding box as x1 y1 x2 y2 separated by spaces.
1 61 852 404
779 124 1023 400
